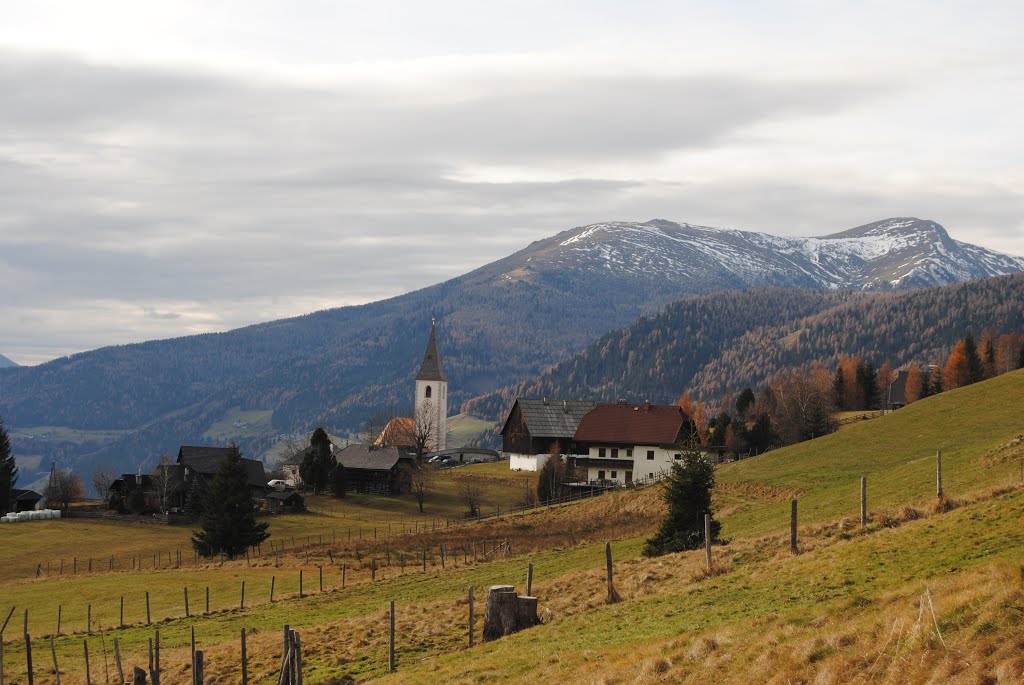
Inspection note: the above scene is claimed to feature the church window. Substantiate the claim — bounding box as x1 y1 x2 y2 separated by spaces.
425 385 432 398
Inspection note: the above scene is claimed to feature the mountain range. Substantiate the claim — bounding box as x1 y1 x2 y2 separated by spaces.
1 216 1022 476
0 354 17 369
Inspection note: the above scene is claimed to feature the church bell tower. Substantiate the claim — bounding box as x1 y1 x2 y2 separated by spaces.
415 319 448 452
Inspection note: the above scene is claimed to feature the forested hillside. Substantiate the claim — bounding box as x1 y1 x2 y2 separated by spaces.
464 273 1024 424
2 217 1021 476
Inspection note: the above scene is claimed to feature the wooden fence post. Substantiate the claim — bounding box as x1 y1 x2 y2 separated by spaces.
790 500 798 554
192 651 203 685
190 627 195 669
705 514 713 570
319 566 323 593
936 450 943 499
205 587 209 615
468 588 475 647
83 639 91 685
387 597 395 671
270 576 275 602
146 592 151 625
120 596 124 628
113 637 123 685
342 564 346 589
56 606 61 637
49 637 60 685
606 542 620 603
24 632 33 685
860 476 867 526
184 587 190 617
153 630 160 685
87 604 91 635
240 628 248 685
299 570 303 598
526 562 534 597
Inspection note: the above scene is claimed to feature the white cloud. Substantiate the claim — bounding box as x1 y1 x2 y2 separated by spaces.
0 1 1022 364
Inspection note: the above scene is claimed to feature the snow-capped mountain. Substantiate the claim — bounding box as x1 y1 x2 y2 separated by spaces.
498 217 1024 292
0 353 18 369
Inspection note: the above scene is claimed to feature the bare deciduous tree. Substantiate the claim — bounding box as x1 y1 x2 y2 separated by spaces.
149 454 176 513
44 469 85 511
90 463 119 499
409 464 433 513
413 399 437 460
456 477 484 518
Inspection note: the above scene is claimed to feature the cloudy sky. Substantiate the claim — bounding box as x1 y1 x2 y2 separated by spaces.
2 1 1023 365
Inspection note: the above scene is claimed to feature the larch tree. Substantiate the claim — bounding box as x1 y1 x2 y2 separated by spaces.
0 415 17 514
192 443 269 558
944 341 969 390
904 363 923 404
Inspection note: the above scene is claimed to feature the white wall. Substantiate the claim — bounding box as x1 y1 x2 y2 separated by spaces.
584 444 683 484
507 452 549 472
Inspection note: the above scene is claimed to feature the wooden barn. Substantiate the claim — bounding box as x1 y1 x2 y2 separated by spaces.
500 398 596 471
336 444 415 495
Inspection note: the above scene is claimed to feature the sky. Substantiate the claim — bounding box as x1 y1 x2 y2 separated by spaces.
1 1 1023 365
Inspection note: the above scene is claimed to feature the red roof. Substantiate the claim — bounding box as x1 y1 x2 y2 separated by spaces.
573 402 687 446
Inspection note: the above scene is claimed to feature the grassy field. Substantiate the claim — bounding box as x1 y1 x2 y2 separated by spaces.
446 413 495 446
202 407 275 441
1 371 1022 684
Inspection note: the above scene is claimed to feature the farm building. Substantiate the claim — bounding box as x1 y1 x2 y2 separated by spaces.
336 444 415 495
572 400 690 485
500 398 596 471
9 488 42 512
266 490 305 513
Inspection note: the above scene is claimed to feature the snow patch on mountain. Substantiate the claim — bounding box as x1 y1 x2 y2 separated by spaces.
524 217 1024 292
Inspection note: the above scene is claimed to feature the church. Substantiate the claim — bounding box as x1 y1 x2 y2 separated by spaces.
374 320 449 453
414 320 449 452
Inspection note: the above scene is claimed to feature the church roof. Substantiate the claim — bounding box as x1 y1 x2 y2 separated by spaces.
416 322 448 382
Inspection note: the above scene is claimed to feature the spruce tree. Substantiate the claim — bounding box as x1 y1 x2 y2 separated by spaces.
184 476 206 520
0 415 16 514
643 452 719 556
300 427 335 494
329 463 347 498
832 367 845 411
964 332 984 385
735 387 756 417
192 444 269 558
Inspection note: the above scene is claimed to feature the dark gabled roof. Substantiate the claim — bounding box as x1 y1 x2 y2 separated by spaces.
574 402 687 446
501 398 598 439
12 488 42 501
888 370 909 406
112 474 154 490
266 491 304 502
177 445 268 489
415 322 447 382
336 444 410 471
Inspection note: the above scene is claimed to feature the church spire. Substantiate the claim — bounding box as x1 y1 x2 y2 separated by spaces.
416 320 447 382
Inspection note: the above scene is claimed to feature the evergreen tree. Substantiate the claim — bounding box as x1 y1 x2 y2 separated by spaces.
832 367 845 410
0 416 16 514
735 387 755 417
743 412 777 454
300 427 335 494
184 476 206 520
964 332 984 385
856 361 879 409
329 463 347 498
643 452 719 556
192 444 269 558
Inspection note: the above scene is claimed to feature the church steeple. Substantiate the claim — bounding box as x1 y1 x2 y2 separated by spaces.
415 319 447 382
414 319 448 452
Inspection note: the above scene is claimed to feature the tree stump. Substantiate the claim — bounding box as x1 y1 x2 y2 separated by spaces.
482 586 539 641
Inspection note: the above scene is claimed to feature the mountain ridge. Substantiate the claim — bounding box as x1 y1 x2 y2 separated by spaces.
1 216 1021 475
0 353 17 369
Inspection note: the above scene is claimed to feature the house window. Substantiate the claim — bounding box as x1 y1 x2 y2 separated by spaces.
598 470 605 480
611 471 617 479
598 448 606 458
674 453 682 460
611 448 619 459
425 385 432 398
647 450 655 460
626 448 633 457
